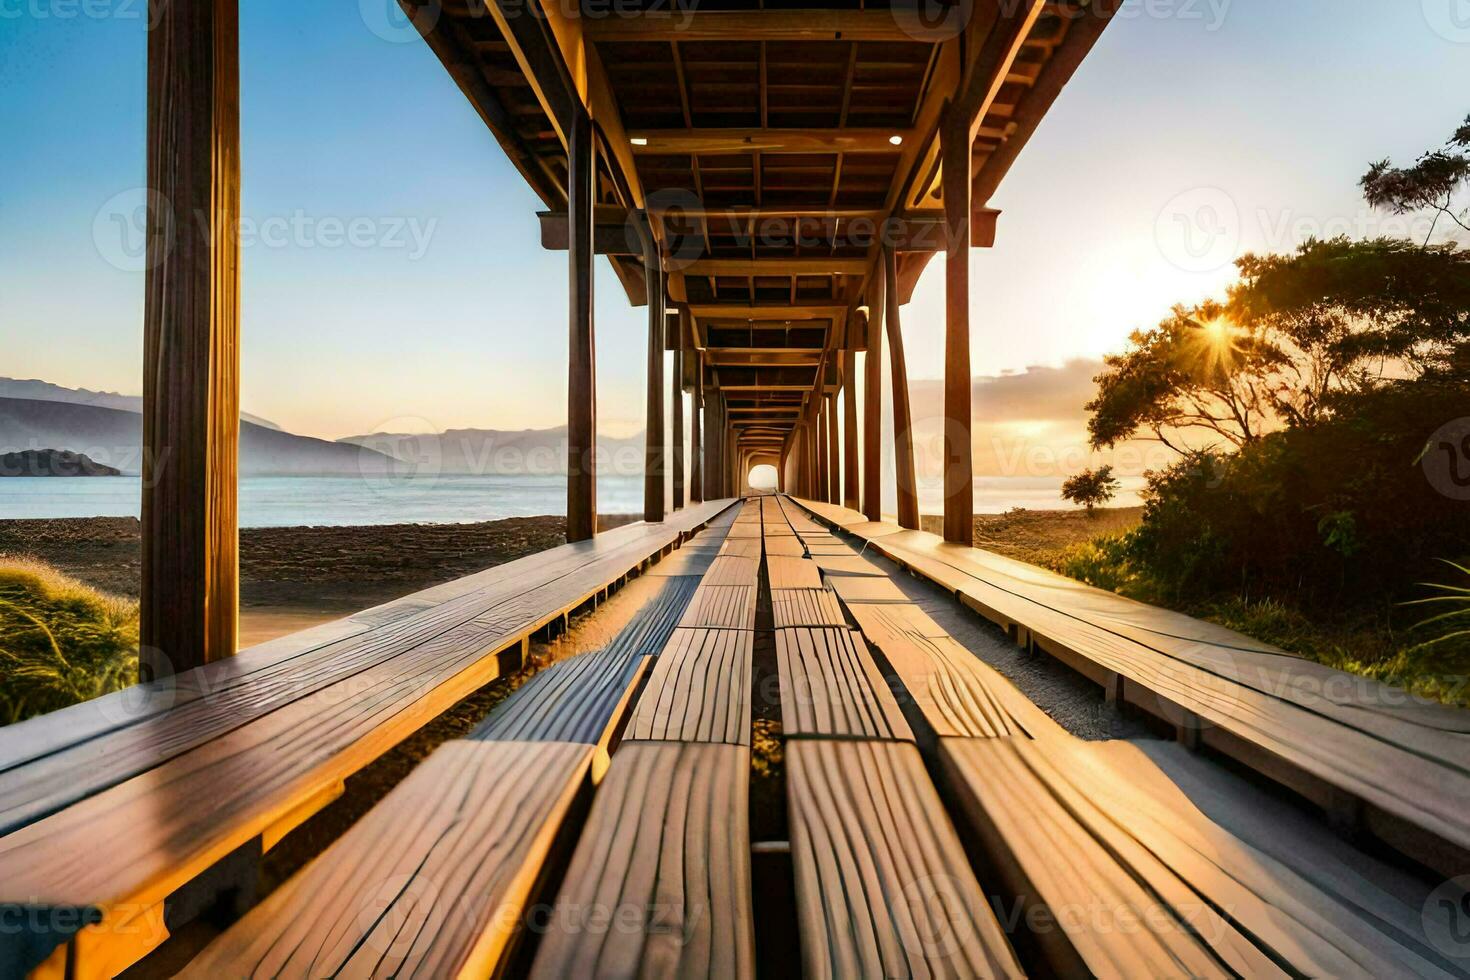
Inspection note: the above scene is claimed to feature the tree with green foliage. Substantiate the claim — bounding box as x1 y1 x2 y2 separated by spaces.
1061 465 1121 514
1361 113 1470 243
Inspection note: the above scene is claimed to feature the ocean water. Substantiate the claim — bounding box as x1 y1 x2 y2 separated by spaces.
0 474 1144 527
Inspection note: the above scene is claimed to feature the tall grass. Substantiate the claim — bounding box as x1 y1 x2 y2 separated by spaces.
0 558 139 725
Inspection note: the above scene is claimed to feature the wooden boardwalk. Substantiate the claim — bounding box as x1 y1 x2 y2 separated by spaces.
4 495 1469 978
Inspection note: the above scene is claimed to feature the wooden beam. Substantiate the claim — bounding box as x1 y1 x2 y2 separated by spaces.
863 285 883 521
643 224 666 523
690 349 704 503
842 349 859 510
142 0 241 675
672 347 685 511
567 109 597 541
941 104 973 545
972 1 1121 206
956 0 1047 143
688 304 845 322
683 257 869 278
485 0 578 148
884 248 920 529
628 129 913 155
582 9 919 42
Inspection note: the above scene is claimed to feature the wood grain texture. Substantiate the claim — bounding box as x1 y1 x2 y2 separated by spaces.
809 554 886 577
0 503 738 932
846 603 1059 741
529 742 755 979
566 107 597 542
719 537 764 559
141 0 241 675
776 628 911 740
789 497 1470 869
474 576 698 744
678 585 757 630
627 629 752 744
771 588 848 628
826 575 910 604
182 741 593 980
766 555 824 590
762 536 807 558
786 740 1024 979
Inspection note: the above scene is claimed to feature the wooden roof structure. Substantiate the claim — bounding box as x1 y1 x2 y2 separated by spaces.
408 0 1119 536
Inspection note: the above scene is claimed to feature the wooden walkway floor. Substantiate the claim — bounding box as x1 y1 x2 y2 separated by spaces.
3 495 1468 979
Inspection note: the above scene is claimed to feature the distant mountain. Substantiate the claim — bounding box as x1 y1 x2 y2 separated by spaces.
0 397 400 476
0 449 121 477
0 378 281 431
339 426 646 476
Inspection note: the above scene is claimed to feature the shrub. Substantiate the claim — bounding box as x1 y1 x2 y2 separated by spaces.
0 559 139 725
1061 465 1121 514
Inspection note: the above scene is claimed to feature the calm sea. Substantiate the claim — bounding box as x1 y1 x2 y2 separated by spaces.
0 474 1143 527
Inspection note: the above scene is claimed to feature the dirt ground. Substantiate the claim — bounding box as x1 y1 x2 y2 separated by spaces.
920 506 1144 566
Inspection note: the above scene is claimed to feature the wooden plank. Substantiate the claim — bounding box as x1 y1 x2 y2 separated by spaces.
766 555 824 590
763 536 806 557
529 742 755 979
583 9 919 42
704 555 760 587
771 589 848 629
678 585 757 630
826 575 910 604
567 107 597 542
719 536 764 559
810 554 886 577
884 246 920 530
182 741 594 979
785 740 1024 979
141 0 241 675
626 629 752 744
776 628 911 740
629 128 912 155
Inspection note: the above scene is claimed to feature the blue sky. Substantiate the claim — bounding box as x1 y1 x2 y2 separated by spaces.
2 0 1467 441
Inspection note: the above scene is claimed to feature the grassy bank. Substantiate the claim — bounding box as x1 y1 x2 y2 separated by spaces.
1020 514 1467 709
0 558 139 725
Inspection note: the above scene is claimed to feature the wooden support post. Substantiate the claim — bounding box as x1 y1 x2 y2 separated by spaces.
941 104 974 545
690 351 703 503
643 231 666 523
862 285 884 521
842 350 859 510
705 392 721 498
884 247 920 530
671 346 685 511
815 398 828 503
142 0 241 675
826 392 840 505
566 109 597 541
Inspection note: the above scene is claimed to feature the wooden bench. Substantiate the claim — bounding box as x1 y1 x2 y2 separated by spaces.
770 588 847 628
0 500 738 978
181 740 594 979
789 496 1470 877
775 627 911 740
940 736 1465 978
679 584 758 630
527 741 756 979
785 740 1025 979
626 628 752 745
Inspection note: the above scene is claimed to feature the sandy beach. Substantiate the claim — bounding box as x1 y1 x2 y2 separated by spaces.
0 514 637 647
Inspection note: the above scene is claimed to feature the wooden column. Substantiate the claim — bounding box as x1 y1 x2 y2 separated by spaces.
142 0 241 676
671 345 685 511
643 237 666 523
941 104 974 545
815 399 828 503
826 391 840 505
690 351 704 503
842 350 859 510
884 247 920 530
705 390 721 498
566 109 597 541
862 283 884 521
